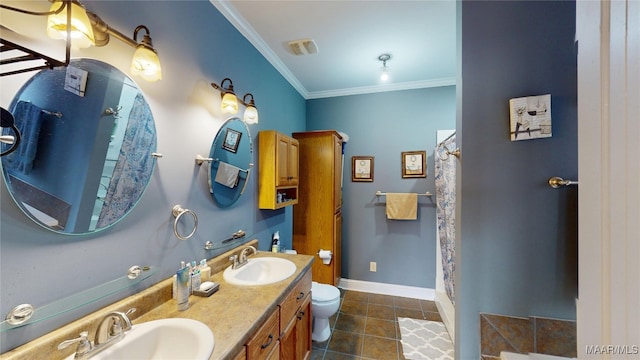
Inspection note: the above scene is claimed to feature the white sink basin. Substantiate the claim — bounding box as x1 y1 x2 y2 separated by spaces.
223 257 296 286
65 318 213 360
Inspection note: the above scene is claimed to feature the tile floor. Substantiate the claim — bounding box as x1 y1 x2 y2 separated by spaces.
311 289 444 360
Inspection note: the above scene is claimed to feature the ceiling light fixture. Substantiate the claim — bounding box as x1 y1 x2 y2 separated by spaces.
378 53 391 81
211 78 259 124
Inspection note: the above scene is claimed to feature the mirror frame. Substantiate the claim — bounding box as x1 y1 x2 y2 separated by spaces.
1 58 158 235
208 117 253 208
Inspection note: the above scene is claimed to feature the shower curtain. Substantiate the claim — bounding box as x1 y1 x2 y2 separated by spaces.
435 135 456 305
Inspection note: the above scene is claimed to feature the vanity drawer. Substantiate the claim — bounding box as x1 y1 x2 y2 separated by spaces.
279 269 312 330
246 309 280 360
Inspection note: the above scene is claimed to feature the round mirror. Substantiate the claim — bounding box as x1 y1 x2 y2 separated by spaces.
208 117 253 208
1 59 157 235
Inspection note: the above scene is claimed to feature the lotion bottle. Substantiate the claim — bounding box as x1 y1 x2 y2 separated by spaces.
199 259 211 282
176 266 190 311
271 231 280 253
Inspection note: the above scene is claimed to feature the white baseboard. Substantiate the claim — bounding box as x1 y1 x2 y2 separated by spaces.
337 278 435 300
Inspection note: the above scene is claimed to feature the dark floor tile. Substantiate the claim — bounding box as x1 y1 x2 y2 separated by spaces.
424 311 443 322
335 313 366 333
327 329 364 356
395 307 423 320
362 335 399 360
341 299 368 317
324 350 360 360
368 304 395 320
393 297 421 310
368 293 394 306
344 290 369 303
365 318 398 339
420 300 439 313
534 317 577 358
311 348 326 360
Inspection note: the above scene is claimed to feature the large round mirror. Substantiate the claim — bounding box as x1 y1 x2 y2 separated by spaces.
208 117 253 208
1 59 157 235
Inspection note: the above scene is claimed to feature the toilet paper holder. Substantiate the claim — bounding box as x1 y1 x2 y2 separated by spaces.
317 249 333 265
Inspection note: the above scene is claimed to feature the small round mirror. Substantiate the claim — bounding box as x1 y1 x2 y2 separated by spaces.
208 117 253 208
1 59 157 234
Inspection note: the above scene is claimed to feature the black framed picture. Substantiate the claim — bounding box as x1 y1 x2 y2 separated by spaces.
222 128 242 153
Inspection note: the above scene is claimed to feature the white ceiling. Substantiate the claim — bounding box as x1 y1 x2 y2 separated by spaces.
211 0 457 99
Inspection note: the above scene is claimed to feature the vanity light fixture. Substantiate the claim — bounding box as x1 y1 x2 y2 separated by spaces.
378 53 391 81
211 79 260 123
212 78 239 114
0 0 162 81
46 0 94 48
242 93 259 124
129 26 162 82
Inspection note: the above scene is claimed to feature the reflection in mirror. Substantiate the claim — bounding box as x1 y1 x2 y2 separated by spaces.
1 59 157 235
208 117 253 208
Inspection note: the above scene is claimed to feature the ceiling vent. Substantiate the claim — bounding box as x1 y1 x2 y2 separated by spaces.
288 39 318 55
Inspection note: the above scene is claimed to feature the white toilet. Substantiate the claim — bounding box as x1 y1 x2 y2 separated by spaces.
311 281 341 342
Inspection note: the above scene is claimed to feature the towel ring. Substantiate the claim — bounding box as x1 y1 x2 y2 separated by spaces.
172 205 198 240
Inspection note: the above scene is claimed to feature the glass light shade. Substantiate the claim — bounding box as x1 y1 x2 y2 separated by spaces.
243 105 259 124
46 1 95 48
221 93 239 114
380 67 389 81
130 46 162 82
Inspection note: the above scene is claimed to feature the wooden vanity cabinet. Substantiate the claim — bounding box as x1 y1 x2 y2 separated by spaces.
279 269 312 360
259 130 299 209
245 309 280 360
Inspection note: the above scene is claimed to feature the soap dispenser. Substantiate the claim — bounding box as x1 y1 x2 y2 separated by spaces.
271 231 280 253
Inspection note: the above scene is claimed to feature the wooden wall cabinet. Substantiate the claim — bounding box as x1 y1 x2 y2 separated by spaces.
259 130 299 209
292 131 343 286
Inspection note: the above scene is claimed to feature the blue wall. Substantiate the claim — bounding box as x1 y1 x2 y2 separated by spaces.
307 87 456 287
0 0 304 352
456 1 577 358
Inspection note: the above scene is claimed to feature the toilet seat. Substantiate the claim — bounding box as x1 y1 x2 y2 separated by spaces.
312 281 340 303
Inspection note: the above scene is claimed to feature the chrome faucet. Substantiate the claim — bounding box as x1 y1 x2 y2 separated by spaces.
230 245 257 269
57 308 135 359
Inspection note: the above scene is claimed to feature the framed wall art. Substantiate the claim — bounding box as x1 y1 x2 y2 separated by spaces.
401 150 427 178
352 156 374 182
222 128 242 153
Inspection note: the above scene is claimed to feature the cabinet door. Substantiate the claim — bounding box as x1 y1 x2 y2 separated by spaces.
333 135 342 212
287 139 299 185
334 212 342 286
276 134 291 186
295 294 312 360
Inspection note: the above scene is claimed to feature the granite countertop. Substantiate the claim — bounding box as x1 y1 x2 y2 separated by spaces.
136 251 314 359
0 241 314 360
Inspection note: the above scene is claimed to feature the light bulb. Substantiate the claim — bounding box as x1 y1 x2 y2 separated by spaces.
380 66 389 81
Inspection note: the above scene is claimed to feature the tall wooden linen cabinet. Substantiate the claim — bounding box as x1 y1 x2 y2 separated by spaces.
292 131 343 286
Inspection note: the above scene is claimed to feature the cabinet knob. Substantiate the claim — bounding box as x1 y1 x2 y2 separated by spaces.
296 292 305 300
297 310 305 320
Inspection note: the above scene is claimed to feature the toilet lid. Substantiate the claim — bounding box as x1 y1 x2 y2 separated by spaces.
312 282 340 302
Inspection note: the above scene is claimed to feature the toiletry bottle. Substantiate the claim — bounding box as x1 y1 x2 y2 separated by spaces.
199 259 211 282
176 266 190 311
271 231 280 253
172 261 186 300
191 261 201 293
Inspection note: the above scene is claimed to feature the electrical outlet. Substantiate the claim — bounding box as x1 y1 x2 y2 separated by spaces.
370 262 377 272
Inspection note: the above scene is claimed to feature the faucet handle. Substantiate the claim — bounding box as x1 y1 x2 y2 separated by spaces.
57 331 92 355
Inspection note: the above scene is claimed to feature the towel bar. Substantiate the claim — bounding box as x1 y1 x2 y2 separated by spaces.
375 190 432 197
